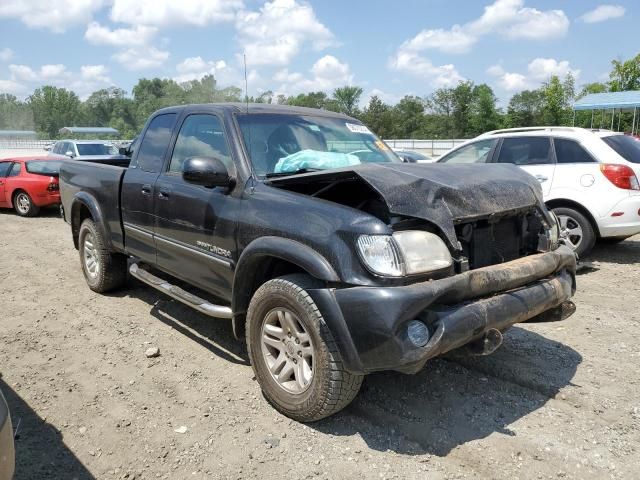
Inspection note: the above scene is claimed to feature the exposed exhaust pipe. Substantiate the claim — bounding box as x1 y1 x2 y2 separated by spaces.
463 328 503 356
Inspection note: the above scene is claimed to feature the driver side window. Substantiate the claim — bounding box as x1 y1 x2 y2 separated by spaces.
169 114 231 173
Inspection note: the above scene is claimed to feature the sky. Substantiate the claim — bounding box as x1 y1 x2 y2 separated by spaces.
0 0 637 105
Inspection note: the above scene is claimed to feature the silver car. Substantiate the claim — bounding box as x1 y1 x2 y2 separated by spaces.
48 140 120 160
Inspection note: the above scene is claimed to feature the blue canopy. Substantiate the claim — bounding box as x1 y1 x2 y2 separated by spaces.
574 91 640 111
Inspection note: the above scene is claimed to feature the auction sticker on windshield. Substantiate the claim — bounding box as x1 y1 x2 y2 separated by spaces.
346 123 373 135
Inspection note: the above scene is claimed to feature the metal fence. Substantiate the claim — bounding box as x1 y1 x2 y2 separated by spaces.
384 139 467 157
0 138 467 157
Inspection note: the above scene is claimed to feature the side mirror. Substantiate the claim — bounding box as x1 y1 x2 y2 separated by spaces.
182 157 233 188
44 145 52 151
118 146 130 156
65 151 75 158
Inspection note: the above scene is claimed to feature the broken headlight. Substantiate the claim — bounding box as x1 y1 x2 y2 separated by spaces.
547 211 560 250
357 231 453 277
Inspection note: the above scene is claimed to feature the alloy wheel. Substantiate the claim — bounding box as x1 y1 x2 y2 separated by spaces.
557 214 583 251
260 308 314 394
15 193 30 215
83 233 100 278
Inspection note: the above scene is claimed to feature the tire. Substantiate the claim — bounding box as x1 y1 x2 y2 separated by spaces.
552 207 596 257
78 218 127 293
13 191 40 217
246 274 363 422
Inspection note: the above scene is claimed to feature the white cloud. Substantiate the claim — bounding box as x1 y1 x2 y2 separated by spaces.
389 51 464 88
275 55 353 94
0 79 28 95
236 0 336 67
488 57 580 92
113 47 170 71
1 62 112 99
580 4 625 24
0 0 105 33
486 64 505 76
173 56 228 83
396 0 569 61
110 0 243 27
85 22 158 47
401 26 477 55
527 58 580 81
0 48 13 62
363 88 403 107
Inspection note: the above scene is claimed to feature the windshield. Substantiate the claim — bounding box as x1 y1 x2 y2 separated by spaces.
76 143 118 156
25 160 63 176
602 135 640 164
236 114 399 176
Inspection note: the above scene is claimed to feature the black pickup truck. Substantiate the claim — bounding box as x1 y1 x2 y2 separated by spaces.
60 103 577 422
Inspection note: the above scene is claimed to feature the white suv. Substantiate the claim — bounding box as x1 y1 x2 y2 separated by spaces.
438 127 640 256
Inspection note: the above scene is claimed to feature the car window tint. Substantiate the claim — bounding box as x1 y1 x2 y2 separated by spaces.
439 139 496 163
0 162 11 177
554 138 596 163
8 163 21 177
170 114 231 173
497 137 552 165
137 113 177 173
602 135 640 164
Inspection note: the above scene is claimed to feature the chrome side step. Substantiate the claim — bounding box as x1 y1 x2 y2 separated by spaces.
129 263 233 319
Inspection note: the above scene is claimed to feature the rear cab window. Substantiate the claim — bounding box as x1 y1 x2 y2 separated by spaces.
135 113 178 173
497 137 552 165
602 135 640 163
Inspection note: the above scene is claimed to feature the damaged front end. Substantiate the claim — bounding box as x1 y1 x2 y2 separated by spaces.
268 163 577 374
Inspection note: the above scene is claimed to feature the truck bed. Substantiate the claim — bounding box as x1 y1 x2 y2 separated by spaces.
59 159 128 252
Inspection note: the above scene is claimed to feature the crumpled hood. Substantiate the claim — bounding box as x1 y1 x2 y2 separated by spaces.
269 162 548 248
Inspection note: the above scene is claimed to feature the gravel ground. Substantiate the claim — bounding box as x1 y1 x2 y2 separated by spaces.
1 209 639 480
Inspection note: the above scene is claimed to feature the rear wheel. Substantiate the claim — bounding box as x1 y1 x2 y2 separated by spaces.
552 207 595 257
78 218 127 293
247 275 363 422
13 191 40 217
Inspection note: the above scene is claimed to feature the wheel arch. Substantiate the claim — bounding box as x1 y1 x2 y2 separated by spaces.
231 237 340 339
545 198 601 237
70 193 109 250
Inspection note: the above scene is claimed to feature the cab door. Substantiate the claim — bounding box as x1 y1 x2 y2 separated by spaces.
154 113 237 299
0 161 11 206
121 113 177 264
495 136 555 196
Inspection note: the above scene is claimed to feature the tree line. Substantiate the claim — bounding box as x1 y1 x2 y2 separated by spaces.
1 53 639 140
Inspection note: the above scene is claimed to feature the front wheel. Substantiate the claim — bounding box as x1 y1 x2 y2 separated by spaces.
13 191 40 217
552 207 596 257
78 219 127 293
246 275 363 422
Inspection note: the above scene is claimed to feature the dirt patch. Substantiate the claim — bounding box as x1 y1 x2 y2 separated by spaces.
1 209 639 479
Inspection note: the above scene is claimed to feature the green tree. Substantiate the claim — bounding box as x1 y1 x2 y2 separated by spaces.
391 96 425 138
286 91 329 109
0 94 34 130
331 86 363 116
451 81 475 137
361 95 394 138
542 75 571 125
426 88 455 138
609 53 640 91
578 82 608 98
470 84 501 135
28 86 81 138
506 90 544 127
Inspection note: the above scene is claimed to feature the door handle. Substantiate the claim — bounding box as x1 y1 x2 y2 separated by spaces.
534 175 548 182
158 189 170 200
141 184 152 196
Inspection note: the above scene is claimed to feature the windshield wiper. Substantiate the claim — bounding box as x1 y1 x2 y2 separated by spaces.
265 168 323 178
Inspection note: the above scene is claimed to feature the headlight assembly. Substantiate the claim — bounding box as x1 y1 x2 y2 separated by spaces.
357 231 453 277
547 211 560 250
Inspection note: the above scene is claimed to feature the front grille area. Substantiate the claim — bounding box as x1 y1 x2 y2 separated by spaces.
455 210 543 270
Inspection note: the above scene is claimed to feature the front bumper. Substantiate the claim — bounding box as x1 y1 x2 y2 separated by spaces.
0 390 15 480
309 245 577 374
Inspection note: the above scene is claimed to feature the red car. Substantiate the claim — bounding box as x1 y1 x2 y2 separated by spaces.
0 156 62 217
